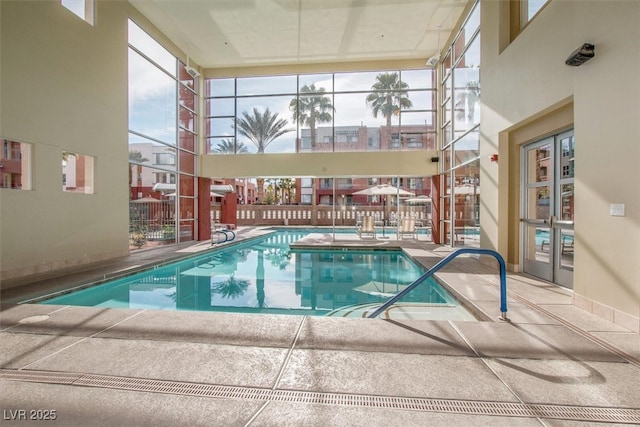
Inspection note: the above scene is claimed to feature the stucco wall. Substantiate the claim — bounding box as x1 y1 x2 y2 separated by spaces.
481 0 640 325
0 0 130 281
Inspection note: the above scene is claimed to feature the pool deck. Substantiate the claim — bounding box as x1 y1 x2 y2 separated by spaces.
1 226 639 426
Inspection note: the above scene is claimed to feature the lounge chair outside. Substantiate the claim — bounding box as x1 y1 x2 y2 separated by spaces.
397 218 417 240
358 215 376 239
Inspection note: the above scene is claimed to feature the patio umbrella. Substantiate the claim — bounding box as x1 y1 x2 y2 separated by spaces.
352 184 415 197
131 196 161 203
449 184 480 195
165 191 225 198
404 195 432 204
353 184 414 236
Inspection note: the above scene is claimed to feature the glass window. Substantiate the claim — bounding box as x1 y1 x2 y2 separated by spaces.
62 152 94 194
208 137 247 155
453 70 480 131
179 151 195 175
179 85 197 113
300 74 333 92
206 98 235 117
453 131 480 167
61 0 94 25
400 69 435 90
334 71 383 92
128 49 177 145
454 1 480 63
206 68 437 154
403 90 435 111
235 97 295 153
237 75 297 96
206 78 235 97
0 139 32 190
128 18 198 244
206 117 235 138
522 0 549 25
128 20 175 76
178 62 196 91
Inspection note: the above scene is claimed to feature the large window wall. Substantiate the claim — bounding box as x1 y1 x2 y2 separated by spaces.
205 70 436 154
440 0 480 247
128 19 198 248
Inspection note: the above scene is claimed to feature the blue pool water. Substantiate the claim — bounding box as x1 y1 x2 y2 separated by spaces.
41 229 458 316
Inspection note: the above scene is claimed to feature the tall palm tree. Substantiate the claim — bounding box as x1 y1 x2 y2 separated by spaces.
289 84 333 217
236 108 291 203
213 138 249 154
366 72 413 146
455 81 480 122
289 84 334 151
265 178 280 204
236 107 291 154
279 178 296 204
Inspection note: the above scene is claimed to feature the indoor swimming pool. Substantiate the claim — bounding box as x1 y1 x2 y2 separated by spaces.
40 229 472 318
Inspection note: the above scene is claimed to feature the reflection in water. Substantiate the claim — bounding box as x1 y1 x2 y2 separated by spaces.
212 273 250 299
42 230 459 315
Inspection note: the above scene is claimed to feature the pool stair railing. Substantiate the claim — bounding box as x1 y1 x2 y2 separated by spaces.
211 228 236 245
367 248 509 321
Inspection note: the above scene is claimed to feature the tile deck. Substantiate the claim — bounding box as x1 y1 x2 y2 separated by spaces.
1 226 639 426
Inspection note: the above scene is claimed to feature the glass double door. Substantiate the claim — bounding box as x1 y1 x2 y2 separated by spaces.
521 131 574 288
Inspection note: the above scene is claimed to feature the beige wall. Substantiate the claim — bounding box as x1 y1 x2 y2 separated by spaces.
202 151 439 179
482 1 640 326
0 0 130 281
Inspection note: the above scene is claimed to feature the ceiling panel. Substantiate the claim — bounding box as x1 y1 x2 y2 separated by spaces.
129 0 469 69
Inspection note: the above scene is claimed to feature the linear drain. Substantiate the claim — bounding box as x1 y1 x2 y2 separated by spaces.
2 369 639 423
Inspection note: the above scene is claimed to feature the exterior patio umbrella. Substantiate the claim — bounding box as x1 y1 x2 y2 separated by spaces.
449 184 480 195
352 184 415 197
131 196 161 203
353 184 414 237
404 195 432 204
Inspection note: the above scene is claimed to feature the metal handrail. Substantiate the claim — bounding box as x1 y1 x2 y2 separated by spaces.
367 248 509 320
211 229 236 245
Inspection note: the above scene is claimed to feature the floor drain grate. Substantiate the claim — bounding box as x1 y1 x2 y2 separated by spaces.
2 369 639 423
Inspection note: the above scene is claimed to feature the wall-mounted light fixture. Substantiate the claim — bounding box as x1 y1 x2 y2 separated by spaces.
565 43 595 66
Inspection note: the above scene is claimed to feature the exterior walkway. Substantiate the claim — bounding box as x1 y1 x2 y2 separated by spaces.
1 227 639 426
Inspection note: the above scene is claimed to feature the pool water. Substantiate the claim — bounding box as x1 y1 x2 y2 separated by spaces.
41 229 463 317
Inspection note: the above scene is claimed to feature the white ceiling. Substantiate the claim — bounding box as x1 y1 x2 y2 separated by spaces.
129 0 469 70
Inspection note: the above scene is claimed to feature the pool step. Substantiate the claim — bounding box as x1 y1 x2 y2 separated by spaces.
326 302 477 321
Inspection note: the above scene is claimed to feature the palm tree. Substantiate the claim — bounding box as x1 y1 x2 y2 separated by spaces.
289 84 334 151
455 81 480 122
236 108 291 203
265 178 280 204
279 178 296 204
213 138 249 154
366 72 413 146
289 84 333 218
236 107 291 154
